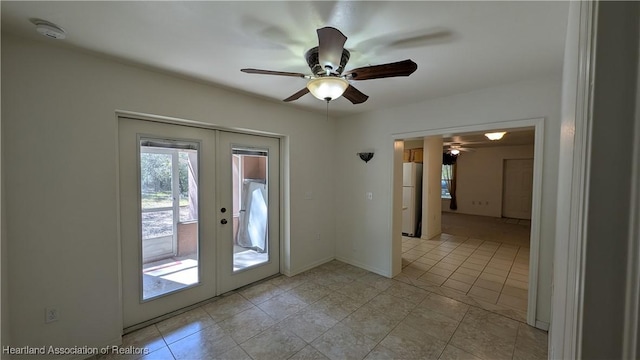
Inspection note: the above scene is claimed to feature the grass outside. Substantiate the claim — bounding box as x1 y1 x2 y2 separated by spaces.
142 191 189 209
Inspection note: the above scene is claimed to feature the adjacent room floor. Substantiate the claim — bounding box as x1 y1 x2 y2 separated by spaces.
97 259 546 360
398 212 532 323
441 212 531 247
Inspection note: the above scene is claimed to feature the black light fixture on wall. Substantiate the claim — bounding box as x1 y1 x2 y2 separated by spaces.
357 152 375 163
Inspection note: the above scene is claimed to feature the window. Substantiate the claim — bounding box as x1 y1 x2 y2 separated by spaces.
139 139 200 300
442 164 453 199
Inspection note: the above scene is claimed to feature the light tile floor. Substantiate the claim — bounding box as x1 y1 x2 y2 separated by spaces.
398 233 529 322
96 260 547 360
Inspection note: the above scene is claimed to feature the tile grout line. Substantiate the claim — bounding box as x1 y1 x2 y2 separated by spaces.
405 235 529 310
439 305 472 359
436 237 481 292
510 321 522 360
434 237 496 299
390 272 528 360
496 242 518 306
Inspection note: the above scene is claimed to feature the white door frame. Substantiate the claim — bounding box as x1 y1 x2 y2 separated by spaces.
624 61 640 359
390 117 545 328
115 110 288 328
553 1 640 358
548 1 595 358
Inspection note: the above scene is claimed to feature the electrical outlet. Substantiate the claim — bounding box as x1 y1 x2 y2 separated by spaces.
366 192 373 200
315 232 320 240
45 307 59 323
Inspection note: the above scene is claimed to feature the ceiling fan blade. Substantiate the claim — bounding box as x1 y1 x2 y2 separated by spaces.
283 88 310 102
344 59 417 80
446 146 474 152
241 68 306 78
317 27 347 72
342 85 369 104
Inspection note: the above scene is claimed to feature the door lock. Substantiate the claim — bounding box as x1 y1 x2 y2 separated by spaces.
220 207 227 213
220 219 228 225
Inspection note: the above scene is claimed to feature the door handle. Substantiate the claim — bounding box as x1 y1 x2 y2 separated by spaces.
220 219 228 225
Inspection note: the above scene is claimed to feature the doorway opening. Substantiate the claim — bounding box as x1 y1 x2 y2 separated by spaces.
393 119 543 327
119 116 282 328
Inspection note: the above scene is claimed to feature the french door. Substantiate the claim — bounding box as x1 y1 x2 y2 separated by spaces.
216 131 280 294
119 117 280 328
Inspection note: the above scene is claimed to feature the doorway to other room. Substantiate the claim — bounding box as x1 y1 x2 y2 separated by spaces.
392 119 544 329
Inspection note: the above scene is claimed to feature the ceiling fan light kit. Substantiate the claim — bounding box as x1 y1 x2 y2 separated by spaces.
241 26 417 104
307 77 349 101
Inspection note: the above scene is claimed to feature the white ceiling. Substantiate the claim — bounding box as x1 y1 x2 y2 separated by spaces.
1 1 569 118
442 128 535 149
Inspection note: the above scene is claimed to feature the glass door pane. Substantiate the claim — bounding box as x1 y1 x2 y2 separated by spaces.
217 132 280 295
140 140 200 300
232 149 269 272
120 118 217 328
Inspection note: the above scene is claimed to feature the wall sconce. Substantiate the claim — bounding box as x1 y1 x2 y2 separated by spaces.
357 152 374 163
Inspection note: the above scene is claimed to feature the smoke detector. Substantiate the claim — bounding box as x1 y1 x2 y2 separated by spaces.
33 20 66 40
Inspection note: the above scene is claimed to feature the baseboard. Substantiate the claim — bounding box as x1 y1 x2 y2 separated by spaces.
536 320 550 331
284 256 335 277
334 256 391 278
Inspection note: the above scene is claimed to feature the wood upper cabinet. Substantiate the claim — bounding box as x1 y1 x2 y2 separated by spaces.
412 148 423 163
404 148 424 163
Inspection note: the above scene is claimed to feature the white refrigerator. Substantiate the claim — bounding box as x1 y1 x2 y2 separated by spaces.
402 163 423 237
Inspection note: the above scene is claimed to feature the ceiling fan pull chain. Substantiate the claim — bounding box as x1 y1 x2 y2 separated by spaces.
326 99 329 122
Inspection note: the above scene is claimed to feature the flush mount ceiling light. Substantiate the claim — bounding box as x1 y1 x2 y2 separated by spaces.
485 131 507 140
306 77 349 102
450 149 461 155
32 20 66 40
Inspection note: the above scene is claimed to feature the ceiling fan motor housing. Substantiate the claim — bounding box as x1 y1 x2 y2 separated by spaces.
305 47 351 76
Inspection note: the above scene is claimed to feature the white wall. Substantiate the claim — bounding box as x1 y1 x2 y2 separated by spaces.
335 77 561 325
1 34 336 350
443 145 534 218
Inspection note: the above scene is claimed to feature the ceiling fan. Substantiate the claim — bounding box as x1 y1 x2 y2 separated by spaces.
241 27 418 104
444 143 474 155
